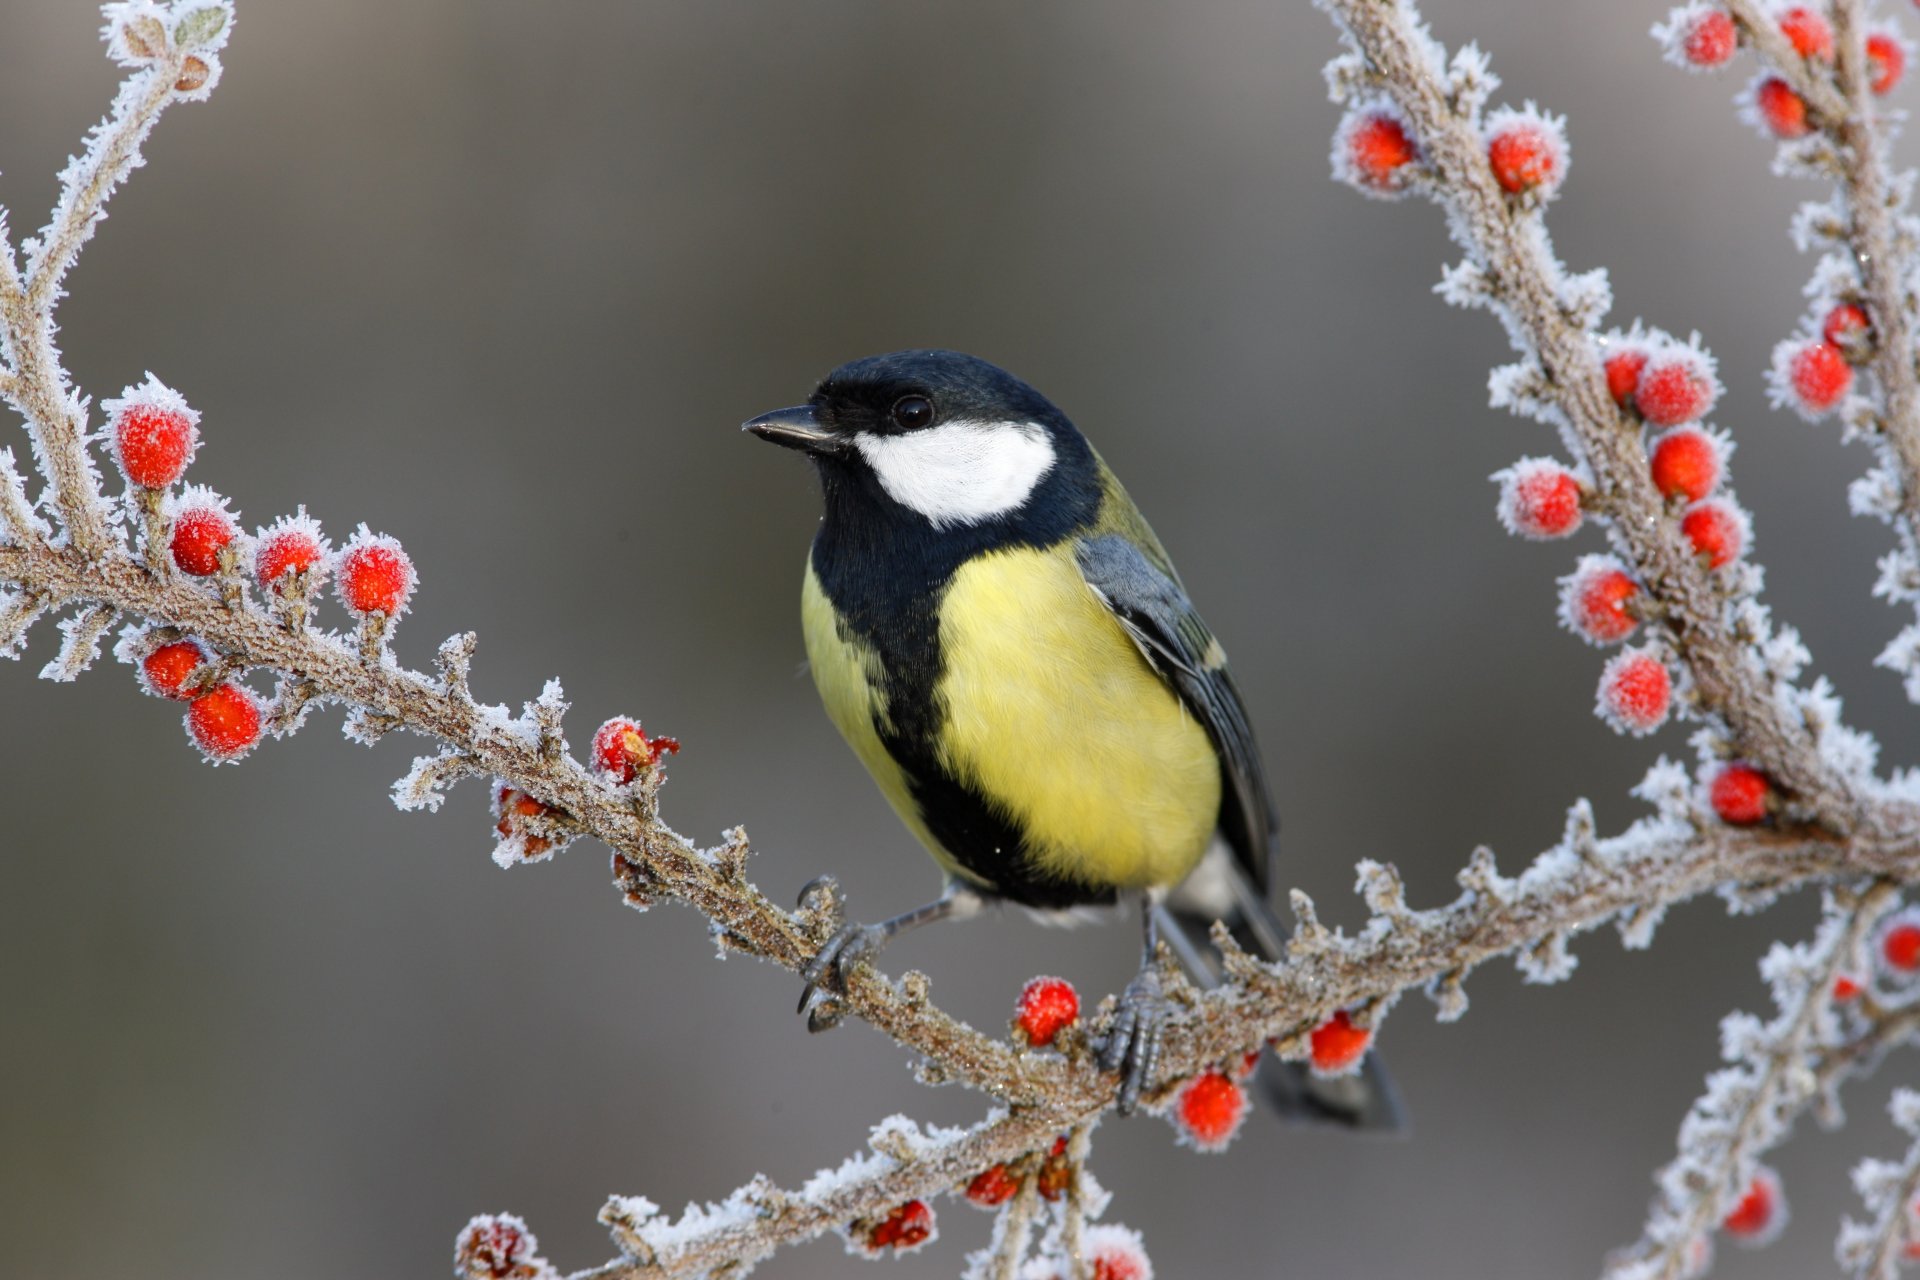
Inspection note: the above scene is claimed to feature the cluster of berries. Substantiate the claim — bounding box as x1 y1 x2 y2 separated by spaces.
1334 97 1567 204
491 718 680 864
1658 5 1907 135
109 380 415 763
1008 978 1372 1154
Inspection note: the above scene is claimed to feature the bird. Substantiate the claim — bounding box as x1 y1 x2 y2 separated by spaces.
744 348 1398 1124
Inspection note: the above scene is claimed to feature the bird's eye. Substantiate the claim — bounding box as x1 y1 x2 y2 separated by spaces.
890 395 934 430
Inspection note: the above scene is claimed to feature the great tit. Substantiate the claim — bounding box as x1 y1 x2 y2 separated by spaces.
746 349 1398 1124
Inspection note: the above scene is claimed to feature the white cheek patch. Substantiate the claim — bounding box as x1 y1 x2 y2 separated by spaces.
853 419 1057 528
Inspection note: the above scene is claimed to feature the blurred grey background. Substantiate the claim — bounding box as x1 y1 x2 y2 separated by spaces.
0 1 1911 1276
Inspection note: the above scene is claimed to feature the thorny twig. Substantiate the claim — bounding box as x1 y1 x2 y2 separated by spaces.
1 3 1919 1278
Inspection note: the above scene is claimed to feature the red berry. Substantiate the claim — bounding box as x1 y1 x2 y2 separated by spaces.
592 717 678 783
455 1213 548 1280
336 530 415 617
1710 763 1771 825
1755 77 1810 138
1785 339 1853 414
1496 458 1584 539
494 784 556 859
1778 7 1834 61
1878 908 1920 975
1832 973 1864 1001
1636 351 1719 426
187 682 262 762
1487 122 1559 195
1605 347 1650 409
1681 498 1748 568
1342 109 1418 193
1597 648 1673 735
1823 303 1873 359
254 515 327 595
861 1200 933 1254
1681 9 1738 67
108 380 199 489
1084 1225 1154 1280
169 501 236 576
1562 557 1642 644
1173 1069 1249 1152
1868 31 1906 94
1036 1135 1072 1201
1721 1166 1787 1245
1649 427 1723 502
964 1164 1020 1208
1309 1009 1372 1076
1015 976 1080 1047
140 638 208 700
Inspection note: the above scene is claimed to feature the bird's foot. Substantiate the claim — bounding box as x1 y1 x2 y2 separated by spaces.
1097 964 1171 1115
797 919 889 1033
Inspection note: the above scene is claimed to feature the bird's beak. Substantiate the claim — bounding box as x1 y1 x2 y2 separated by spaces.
742 404 847 456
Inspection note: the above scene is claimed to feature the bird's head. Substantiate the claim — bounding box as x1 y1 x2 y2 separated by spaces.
745 349 1088 530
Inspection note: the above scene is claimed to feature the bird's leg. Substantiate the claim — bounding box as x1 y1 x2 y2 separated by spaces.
1098 891 1176 1115
797 881 984 1032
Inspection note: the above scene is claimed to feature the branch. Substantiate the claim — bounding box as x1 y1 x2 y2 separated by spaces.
1317 0 1866 833
1838 1089 1920 1279
1606 883 1897 1279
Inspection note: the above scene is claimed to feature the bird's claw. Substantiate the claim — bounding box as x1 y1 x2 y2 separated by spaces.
1097 966 1169 1115
797 920 888 1032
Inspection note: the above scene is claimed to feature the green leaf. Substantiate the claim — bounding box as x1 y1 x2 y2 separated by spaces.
173 6 229 51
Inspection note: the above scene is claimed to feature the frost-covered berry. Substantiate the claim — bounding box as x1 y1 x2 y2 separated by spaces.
1560 556 1643 644
1172 1070 1249 1152
1658 5 1739 69
1832 973 1864 1002
1649 427 1723 502
1309 1009 1372 1076
167 489 237 576
1775 338 1853 415
1822 302 1873 360
455 1213 554 1280
335 528 415 618
107 377 199 489
1035 1135 1071 1201
1334 104 1419 196
140 638 209 700
1868 31 1907 94
1605 348 1651 408
1494 458 1584 539
1753 77 1810 137
1681 497 1748 568
187 682 262 763
1721 1166 1787 1246
1635 344 1720 426
1778 7 1834 61
1876 907 1920 978
1597 648 1673 735
965 1164 1021 1208
1710 763 1772 825
591 717 680 784
1484 107 1566 197
254 512 328 597
495 784 557 860
1083 1224 1154 1280
1014 976 1079 1048
859 1200 934 1255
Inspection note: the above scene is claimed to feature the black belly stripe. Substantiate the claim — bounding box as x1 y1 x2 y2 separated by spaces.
808 432 1114 909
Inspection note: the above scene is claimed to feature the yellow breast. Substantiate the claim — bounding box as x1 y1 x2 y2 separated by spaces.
934 544 1220 891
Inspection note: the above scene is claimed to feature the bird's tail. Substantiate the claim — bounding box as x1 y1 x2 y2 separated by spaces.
1161 843 1406 1133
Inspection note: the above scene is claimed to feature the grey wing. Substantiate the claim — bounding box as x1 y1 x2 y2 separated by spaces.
1074 534 1277 892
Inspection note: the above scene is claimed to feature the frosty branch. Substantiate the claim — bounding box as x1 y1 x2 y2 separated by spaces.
4 3 1920 1279
1318 0 1920 1274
